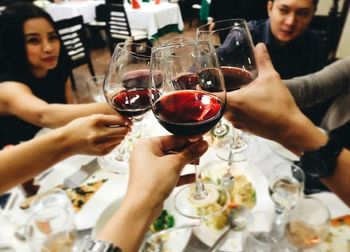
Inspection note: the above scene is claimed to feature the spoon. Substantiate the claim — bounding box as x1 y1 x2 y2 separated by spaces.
207 205 250 252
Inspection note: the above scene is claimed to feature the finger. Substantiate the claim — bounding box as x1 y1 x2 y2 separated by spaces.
94 114 132 127
254 43 275 73
150 135 191 153
176 173 195 187
175 140 209 169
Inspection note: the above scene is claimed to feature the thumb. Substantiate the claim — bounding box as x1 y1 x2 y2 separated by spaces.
254 43 275 74
174 140 209 170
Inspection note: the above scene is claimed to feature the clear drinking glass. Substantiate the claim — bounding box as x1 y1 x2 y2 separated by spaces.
24 206 77 252
196 18 257 162
86 75 105 103
284 197 330 251
98 42 153 174
268 163 305 241
149 39 229 219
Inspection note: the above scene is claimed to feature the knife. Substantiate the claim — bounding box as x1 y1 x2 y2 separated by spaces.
62 158 100 189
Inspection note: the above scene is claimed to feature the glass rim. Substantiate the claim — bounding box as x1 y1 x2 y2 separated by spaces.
297 196 331 223
152 39 212 51
115 42 152 59
197 18 248 33
25 205 71 240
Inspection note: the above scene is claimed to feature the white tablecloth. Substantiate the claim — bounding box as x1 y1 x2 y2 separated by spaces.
124 2 184 37
45 0 104 23
44 1 184 38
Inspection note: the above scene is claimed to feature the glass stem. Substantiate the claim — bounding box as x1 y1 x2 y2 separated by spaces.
270 207 286 242
192 163 207 200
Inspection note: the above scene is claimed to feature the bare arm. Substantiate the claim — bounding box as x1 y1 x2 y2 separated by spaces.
97 136 208 252
226 43 350 206
0 81 117 128
0 114 131 194
284 57 350 108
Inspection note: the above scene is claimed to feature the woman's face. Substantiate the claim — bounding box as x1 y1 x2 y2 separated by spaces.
268 0 315 44
24 17 60 77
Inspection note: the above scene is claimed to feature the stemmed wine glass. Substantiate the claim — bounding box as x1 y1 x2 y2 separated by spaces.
268 163 305 241
99 42 154 174
149 40 229 219
197 19 258 162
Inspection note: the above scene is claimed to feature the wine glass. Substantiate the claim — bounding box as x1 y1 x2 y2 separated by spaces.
268 163 305 241
197 18 258 162
24 205 77 252
284 196 330 251
149 39 229 219
99 42 153 174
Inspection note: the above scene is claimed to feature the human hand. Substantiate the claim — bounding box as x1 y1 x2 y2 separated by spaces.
225 43 321 152
58 114 131 156
126 136 208 209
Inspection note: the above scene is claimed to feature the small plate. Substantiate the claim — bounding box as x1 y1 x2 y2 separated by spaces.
268 141 299 161
194 163 274 251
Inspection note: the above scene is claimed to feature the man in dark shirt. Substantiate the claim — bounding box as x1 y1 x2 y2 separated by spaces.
248 0 325 79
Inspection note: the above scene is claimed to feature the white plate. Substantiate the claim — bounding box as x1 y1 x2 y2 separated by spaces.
268 141 299 161
194 162 274 252
91 194 191 251
74 171 128 230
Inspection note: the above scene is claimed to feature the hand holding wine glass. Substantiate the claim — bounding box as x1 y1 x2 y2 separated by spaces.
149 40 229 219
99 42 155 174
197 19 257 162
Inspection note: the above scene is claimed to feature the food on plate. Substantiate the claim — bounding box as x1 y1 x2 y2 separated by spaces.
230 174 256 209
150 209 175 232
65 179 107 212
200 172 256 230
319 215 350 252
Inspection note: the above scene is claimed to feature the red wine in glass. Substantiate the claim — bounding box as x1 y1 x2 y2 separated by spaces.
111 88 159 118
154 90 224 136
221 66 254 91
172 73 199 90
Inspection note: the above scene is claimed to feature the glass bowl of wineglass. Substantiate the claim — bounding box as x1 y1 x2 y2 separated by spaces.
149 39 229 219
99 42 155 174
197 18 257 162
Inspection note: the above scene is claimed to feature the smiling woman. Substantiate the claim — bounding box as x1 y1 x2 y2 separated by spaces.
0 2 128 149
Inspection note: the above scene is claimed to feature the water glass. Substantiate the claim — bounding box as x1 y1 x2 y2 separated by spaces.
86 75 105 103
243 211 280 252
24 205 77 252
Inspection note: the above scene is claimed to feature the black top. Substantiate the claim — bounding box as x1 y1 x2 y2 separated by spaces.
209 0 253 21
0 68 68 148
248 19 327 79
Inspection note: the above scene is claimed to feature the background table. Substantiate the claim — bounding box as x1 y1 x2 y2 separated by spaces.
45 0 104 23
124 2 184 39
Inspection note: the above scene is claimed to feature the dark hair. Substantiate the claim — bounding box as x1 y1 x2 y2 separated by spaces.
270 0 319 8
0 2 67 79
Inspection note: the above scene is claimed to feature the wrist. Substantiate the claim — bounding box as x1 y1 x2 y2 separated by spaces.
279 113 328 155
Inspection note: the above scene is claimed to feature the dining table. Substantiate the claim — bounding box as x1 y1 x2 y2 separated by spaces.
0 114 349 251
42 0 184 39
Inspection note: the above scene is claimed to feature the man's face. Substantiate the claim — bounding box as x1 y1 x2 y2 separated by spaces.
268 0 315 43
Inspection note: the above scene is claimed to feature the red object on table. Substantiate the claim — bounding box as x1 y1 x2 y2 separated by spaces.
155 0 160 4
132 0 141 9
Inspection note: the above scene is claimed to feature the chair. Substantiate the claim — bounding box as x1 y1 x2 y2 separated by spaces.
55 15 96 93
102 4 149 54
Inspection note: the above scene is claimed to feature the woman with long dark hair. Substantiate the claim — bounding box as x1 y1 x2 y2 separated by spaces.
0 2 130 148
